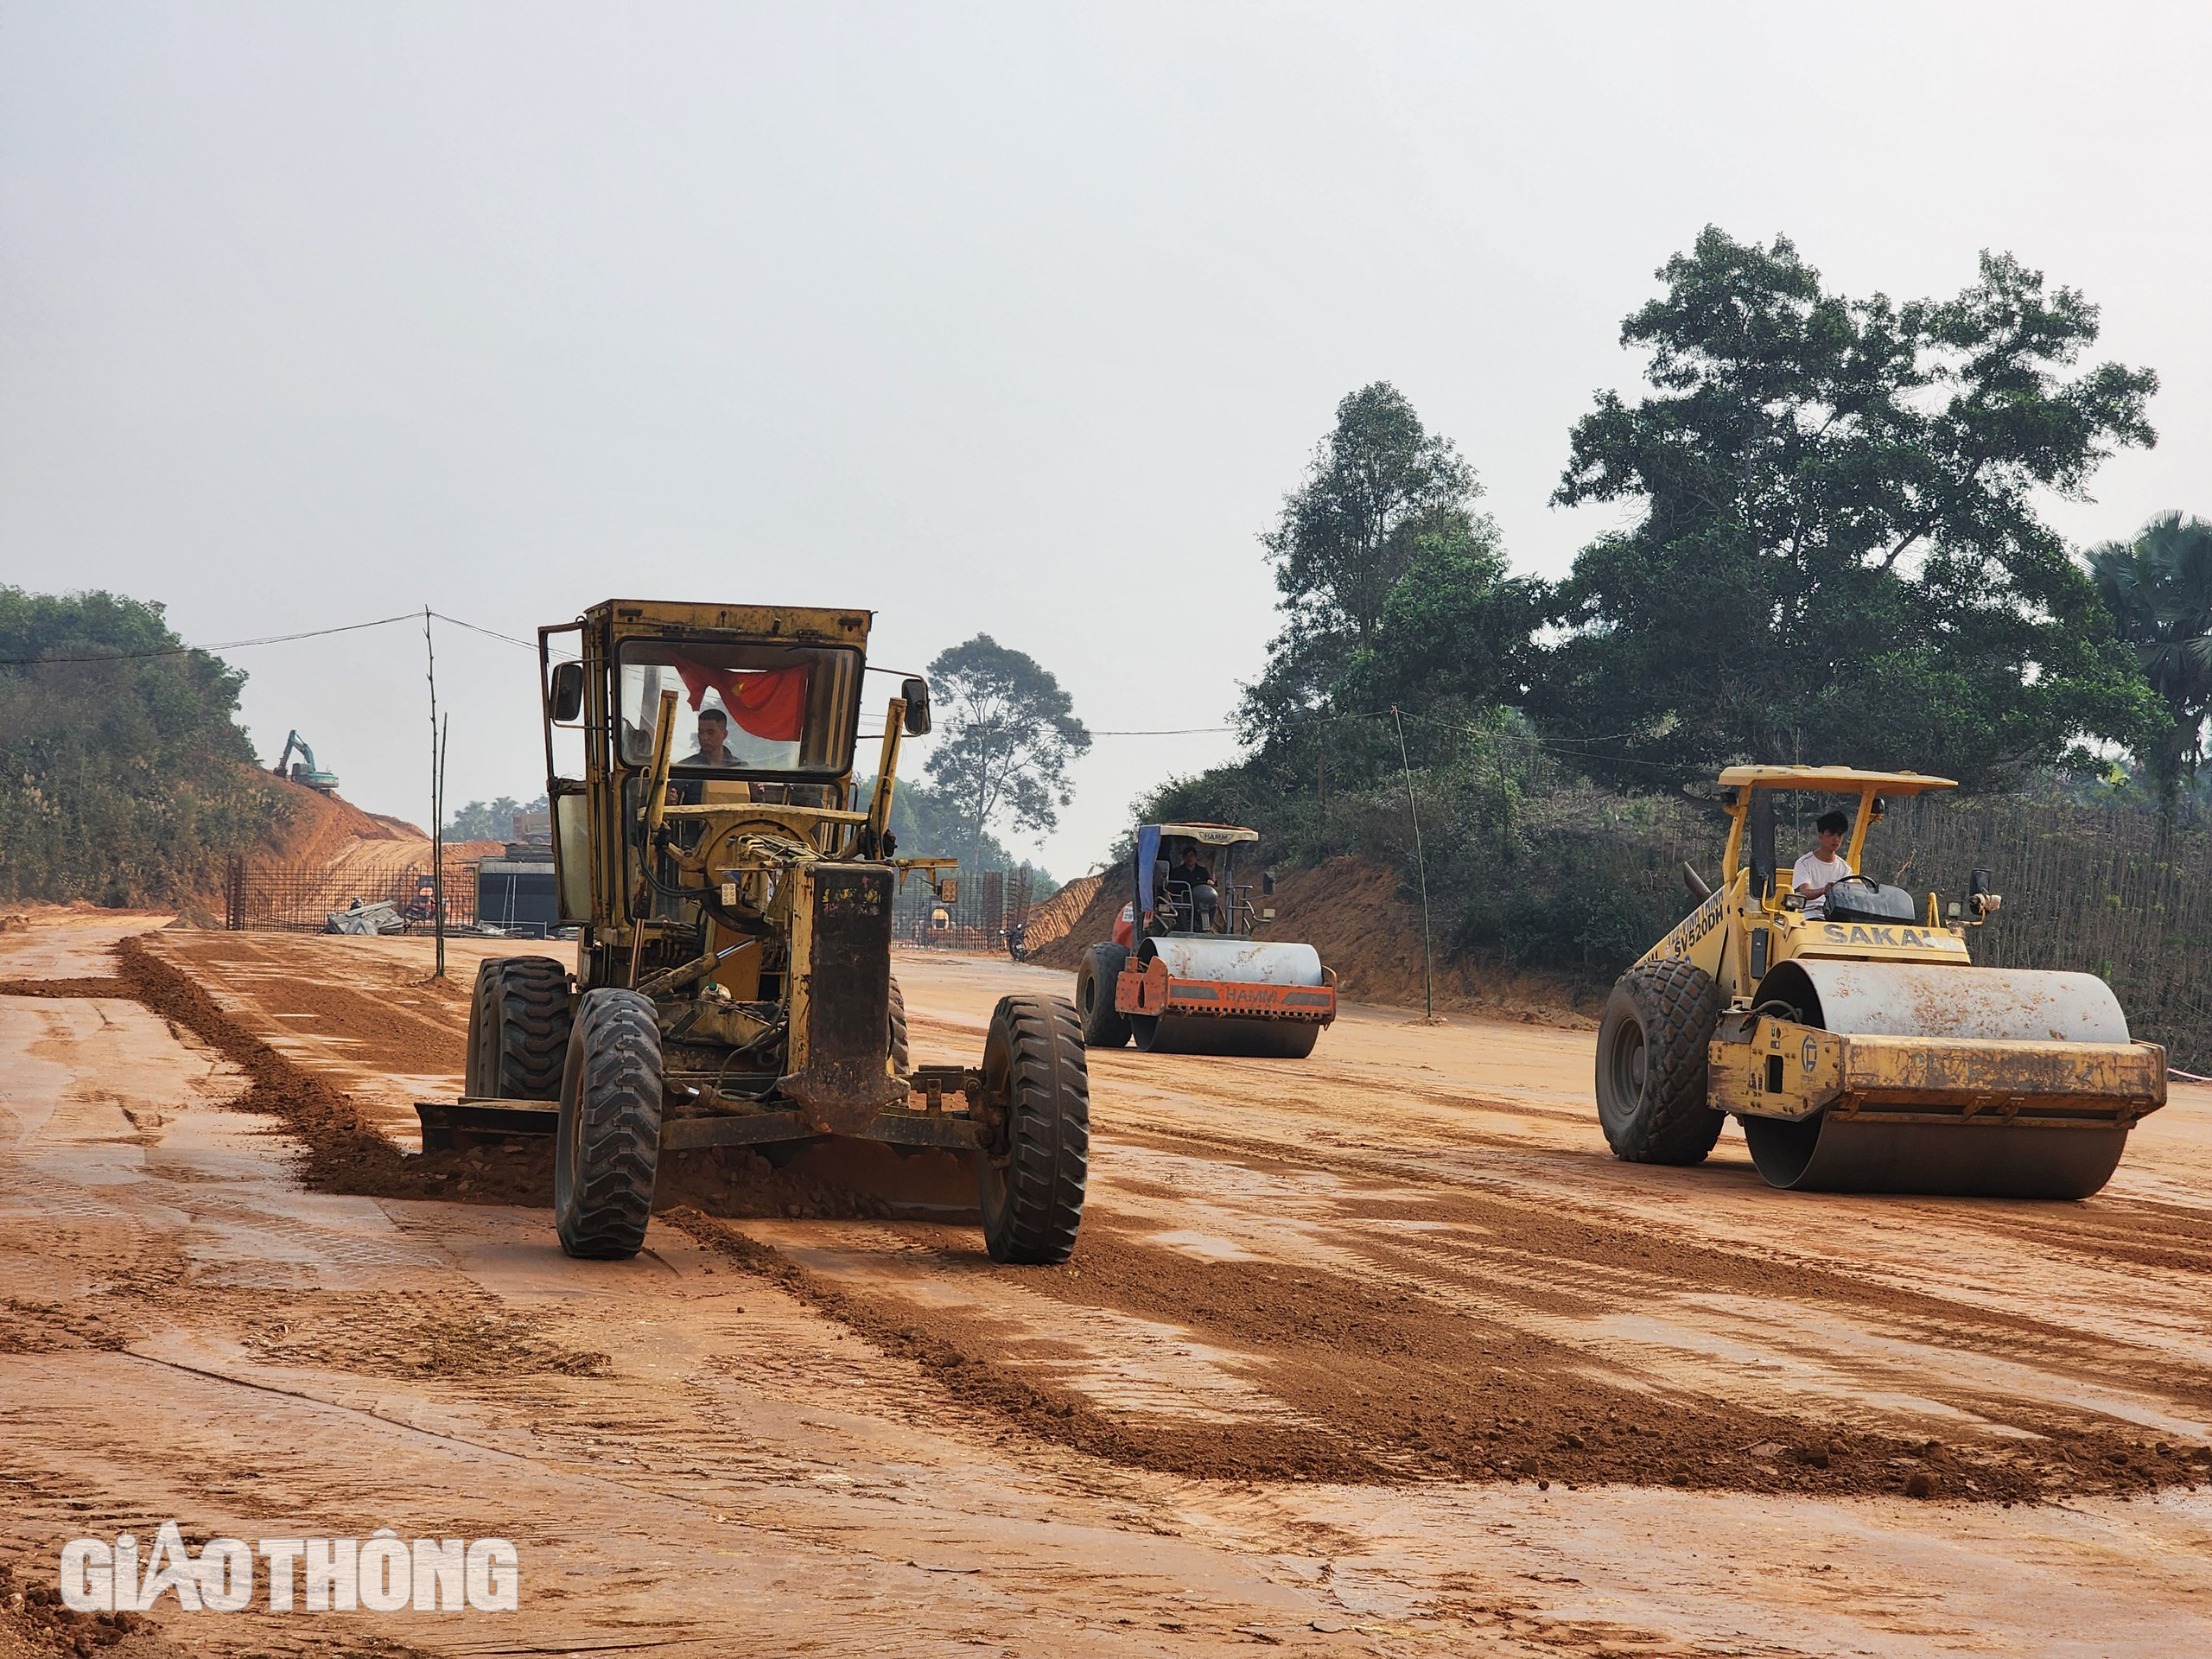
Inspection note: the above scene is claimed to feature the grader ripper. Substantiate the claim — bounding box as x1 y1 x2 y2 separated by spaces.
1597 766 2165 1198
417 600 1089 1263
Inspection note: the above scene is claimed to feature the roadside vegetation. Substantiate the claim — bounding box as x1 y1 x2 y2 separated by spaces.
0 588 288 906
1144 228 2212 1064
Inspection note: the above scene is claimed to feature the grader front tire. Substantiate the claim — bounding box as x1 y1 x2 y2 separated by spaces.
555 988 664 1260
1595 958 1725 1166
977 995 1090 1264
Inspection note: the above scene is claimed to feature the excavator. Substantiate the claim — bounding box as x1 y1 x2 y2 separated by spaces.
272 732 340 794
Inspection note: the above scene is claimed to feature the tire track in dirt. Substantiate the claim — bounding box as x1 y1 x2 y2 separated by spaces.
42 936 2212 1508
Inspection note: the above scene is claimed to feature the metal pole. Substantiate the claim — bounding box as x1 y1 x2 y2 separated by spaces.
435 715 449 979
424 608 444 978
1392 706 1437 1023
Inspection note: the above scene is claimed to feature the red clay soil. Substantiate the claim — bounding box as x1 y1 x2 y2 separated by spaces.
110 934 955 1224
1020 873 1101 952
251 772 423 867
29 931 2199 1510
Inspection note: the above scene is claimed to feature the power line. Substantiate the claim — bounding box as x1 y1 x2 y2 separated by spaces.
427 610 539 652
0 610 421 666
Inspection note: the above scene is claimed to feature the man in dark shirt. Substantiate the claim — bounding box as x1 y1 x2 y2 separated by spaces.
681 706 738 767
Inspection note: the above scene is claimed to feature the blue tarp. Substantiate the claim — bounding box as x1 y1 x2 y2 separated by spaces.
1134 825 1161 927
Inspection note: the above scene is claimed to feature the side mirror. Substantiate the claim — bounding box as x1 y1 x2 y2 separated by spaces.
1262 871 1275 896
901 677 931 735
548 661 585 723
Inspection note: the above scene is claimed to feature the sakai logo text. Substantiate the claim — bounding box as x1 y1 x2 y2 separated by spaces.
1821 923 1938 949
58 1523 518 1613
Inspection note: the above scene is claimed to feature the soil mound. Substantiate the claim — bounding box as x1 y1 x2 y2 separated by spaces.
1021 873 1100 951
254 771 428 868
1033 854 1592 1025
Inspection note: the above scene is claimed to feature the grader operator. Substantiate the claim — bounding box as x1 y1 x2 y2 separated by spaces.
1597 766 2166 1198
419 600 1090 1265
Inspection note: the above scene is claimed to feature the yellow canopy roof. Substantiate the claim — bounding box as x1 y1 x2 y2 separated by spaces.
1715 765 1957 797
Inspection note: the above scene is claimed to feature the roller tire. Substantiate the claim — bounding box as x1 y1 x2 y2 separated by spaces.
555 988 664 1260
466 957 573 1100
977 995 1090 1265
1075 943 1131 1049
1595 957 1724 1165
889 976 910 1075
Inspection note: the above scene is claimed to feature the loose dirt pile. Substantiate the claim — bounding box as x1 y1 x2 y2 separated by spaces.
1019 872 1100 951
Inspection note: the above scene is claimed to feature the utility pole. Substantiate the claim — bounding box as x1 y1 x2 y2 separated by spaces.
1392 707 1439 1024
425 608 446 979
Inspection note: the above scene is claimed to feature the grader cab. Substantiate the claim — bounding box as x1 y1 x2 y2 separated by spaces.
420 600 1089 1264
1596 766 2166 1198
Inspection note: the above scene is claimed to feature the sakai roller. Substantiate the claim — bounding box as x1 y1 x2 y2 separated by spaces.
1595 766 2165 1198
1075 823 1337 1058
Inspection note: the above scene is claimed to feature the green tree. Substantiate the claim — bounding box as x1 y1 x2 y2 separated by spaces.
1337 518 1545 715
1541 228 2162 790
0 588 283 904
2088 511 2212 813
922 635 1091 869
446 793 545 841
1240 383 1488 740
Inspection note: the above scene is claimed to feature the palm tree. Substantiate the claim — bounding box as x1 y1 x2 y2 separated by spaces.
2088 511 2212 817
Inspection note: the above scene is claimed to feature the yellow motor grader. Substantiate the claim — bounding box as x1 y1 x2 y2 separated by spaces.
1596 766 2166 1198
417 599 1089 1263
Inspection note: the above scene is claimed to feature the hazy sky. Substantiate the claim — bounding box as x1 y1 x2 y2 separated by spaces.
4 3 2208 874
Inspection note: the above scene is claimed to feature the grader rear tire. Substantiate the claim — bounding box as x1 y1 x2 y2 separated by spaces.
1595 958 1724 1165
555 988 664 1260
977 995 1090 1264
1075 944 1131 1049
889 976 910 1075
466 957 573 1100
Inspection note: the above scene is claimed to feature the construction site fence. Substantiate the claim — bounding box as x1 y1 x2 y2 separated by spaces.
224 856 481 934
892 865 1042 954
1318 779 2212 1075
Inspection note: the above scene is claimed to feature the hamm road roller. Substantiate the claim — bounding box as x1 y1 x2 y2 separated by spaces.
1074 823 1338 1058
416 599 1089 1264
1598 766 2165 1198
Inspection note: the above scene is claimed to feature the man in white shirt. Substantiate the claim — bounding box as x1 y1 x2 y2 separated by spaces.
1793 810 1853 918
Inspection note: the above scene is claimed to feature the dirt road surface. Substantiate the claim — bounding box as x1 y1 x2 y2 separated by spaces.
3 912 2209 1656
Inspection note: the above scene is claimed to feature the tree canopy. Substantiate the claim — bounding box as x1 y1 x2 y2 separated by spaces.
0 588 283 904
921 634 1090 868
2088 511 2212 810
1240 383 1526 741
1540 228 2162 790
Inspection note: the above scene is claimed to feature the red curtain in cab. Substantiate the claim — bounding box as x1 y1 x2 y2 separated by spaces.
669 656 808 742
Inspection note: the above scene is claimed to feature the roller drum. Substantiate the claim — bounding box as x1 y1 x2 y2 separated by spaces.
1129 937 1327 1058
1745 960 2152 1199
1767 960 2131 1044
1130 1014 1320 1058
1138 937 1324 987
